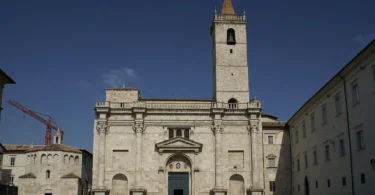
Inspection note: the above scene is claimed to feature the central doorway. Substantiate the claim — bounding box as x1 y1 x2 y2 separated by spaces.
168 172 189 195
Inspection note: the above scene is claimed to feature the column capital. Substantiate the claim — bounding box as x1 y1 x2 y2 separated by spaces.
133 123 145 134
247 124 259 133
211 125 223 134
96 123 108 134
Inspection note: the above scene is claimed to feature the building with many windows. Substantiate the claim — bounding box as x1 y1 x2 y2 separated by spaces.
1 134 93 195
288 39 375 195
91 1 291 195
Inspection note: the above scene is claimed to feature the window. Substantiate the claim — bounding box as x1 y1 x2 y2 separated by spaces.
176 130 182 137
184 130 190 139
46 170 51 179
228 98 238 109
293 186 295 192
269 181 276 192
325 145 331 161
297 159 300 171
268 136 274 144
298 185 300 191
311 113 316 131
352 84 360 105
292 160 294 171
304 154 308 169
322 105 327 125
356 131 365 150
10 157 15 166
230 49 233 53
360 173 366 184
335 93 342 115
168 129 190 139
342 177 346 186
9 175 14 185
302 121 306 138
315 181 318 188
169 129 174 139
339 139 346 156
313 150 318 165
268 158 275 167
295 130 299 144
290 133 293 145
227 28 236 45
327 179 331 187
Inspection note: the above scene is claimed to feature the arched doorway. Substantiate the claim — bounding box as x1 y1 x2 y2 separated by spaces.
304 176 309 195
166 155 192 195
229 174 245 195
112 174 128 195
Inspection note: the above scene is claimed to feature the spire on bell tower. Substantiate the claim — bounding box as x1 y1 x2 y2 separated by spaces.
221 0 236 14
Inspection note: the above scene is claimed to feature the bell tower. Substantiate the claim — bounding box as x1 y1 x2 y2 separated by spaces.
211 0 249 104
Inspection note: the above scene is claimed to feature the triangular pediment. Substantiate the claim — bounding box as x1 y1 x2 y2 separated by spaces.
155 137 203 154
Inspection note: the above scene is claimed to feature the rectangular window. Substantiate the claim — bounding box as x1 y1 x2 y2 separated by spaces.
269 181 276 192
352 84 360 105
184 130 190 139
327 179 331 187
356 131 365 150
268 136 274 144
304 154 308 169
335 93 342 115
10 176 14 184
302 122 306 138
292 160 294 171
311 113 316 131
361 173 366 184
298 185 300 191
315 181 318 188
176 130 182 137
325 145 331 161
169 129 174 139
10 157 15 166
322 105 327 125
297 159 300 171
295 130 299 144
342 177 346 186
268 158 275 167
290 133 293 145
313 150 318 165
339 139 346 156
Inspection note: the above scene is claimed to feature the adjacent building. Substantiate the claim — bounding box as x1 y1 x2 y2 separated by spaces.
0 69 16 120
1 133 93 195
91 1 291 195
288 39 375 195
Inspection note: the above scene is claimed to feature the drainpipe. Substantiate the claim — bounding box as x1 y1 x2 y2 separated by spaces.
339 75 355 195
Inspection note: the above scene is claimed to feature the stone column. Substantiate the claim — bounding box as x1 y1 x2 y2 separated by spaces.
249 121 264 195
131 116 147 195
96 123 108 188
133 123 144 187
212 124 227 195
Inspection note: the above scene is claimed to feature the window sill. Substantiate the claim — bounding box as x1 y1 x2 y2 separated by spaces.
322 122 327 126
325 159 331 162
356 148 366 152
336 112 342 117
339 154 346 157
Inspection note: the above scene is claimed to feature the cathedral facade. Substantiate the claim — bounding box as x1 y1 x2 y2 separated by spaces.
91 1 291 195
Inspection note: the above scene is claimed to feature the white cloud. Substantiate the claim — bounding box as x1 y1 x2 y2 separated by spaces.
354 33 375 45
103 67 137 88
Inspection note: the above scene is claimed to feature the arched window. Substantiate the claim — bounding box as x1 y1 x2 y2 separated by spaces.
227 28 236 45
46 170 51 179
228 98 238 109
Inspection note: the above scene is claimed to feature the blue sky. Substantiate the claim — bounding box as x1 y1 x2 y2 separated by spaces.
0 0 374 152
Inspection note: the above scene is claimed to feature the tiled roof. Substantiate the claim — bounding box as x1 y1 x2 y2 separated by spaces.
27 144 83 154
4 144 44 152
19 173 36 178
61 173 81 179
262 122 286 128
261 112 278 120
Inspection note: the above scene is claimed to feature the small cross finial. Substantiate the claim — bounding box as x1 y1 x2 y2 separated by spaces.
215 6 217 13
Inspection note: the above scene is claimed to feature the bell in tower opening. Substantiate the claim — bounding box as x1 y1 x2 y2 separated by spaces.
227 28 236 45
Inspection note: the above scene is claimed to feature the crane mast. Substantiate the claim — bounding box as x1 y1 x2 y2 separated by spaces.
7 99 64 145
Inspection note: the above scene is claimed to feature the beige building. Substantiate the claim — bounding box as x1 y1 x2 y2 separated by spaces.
91 1 291 195
1 134 93 195
288 39 375 195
